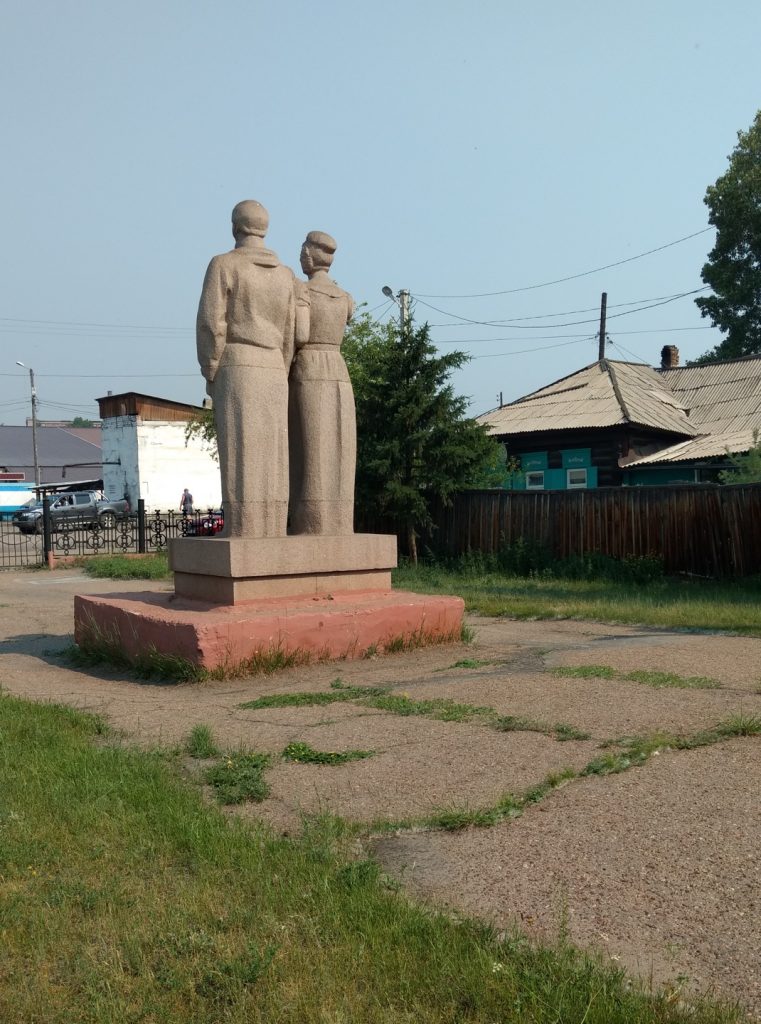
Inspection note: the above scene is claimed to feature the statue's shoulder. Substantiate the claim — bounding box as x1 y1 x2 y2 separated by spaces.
207 248 237 271
308 276 350 301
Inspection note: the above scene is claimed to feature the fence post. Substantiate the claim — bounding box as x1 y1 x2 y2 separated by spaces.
42 496 52 563
137 498 146 554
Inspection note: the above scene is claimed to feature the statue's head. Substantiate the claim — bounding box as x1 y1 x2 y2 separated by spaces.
231 200 269 241
300 230 337 275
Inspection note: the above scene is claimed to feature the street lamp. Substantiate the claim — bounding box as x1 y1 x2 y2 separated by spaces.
16 361 40 492
381 285 410 332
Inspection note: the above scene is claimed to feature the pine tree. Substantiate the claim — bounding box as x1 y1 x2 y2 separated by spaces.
694 110 761 363
347 316 498 562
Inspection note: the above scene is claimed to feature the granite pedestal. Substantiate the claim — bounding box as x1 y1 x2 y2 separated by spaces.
74 533 464 671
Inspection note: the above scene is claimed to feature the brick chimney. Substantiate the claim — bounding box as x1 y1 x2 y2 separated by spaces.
660 345 679 369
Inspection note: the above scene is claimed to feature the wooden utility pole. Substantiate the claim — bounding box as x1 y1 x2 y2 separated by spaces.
597 292 607 360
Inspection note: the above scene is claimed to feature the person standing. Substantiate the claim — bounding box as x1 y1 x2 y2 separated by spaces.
196 200 303 538
288 231 355 535
180 488 194 515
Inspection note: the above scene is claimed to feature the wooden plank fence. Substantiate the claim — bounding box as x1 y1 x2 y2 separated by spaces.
364 484 761 577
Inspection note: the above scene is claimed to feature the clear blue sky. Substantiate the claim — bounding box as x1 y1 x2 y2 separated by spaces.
1 0 759 424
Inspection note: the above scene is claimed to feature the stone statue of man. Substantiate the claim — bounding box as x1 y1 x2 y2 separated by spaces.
197 200 301 538
288 230 356 535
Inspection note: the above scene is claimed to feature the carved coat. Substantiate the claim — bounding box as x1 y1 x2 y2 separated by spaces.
197 244 298 537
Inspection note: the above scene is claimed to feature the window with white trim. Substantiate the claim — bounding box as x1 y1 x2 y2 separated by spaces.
567 468 588 489
525 471 545 490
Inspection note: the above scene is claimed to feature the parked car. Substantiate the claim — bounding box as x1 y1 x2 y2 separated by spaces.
184 511 224 537
12 491 131 534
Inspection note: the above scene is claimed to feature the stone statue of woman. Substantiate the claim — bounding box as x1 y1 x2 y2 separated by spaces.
288 231 355 535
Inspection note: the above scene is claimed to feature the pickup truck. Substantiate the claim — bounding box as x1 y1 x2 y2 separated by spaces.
12 491 131 534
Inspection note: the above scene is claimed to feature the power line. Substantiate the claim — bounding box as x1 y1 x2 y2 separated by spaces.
361 299 395 316
35 372 201 379
0 316 189 331
0 294 393 333
423 290 712 327
414 228 713 298
609 339 646 362
432 324 717 345
415 287 708 329
472 337 597 360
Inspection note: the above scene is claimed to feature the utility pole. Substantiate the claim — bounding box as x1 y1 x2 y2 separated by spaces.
398 289 410 332
16 362 41 492
382 285 411 332
597 291 607 361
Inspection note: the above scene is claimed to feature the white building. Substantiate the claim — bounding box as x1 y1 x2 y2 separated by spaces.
96 392 221 512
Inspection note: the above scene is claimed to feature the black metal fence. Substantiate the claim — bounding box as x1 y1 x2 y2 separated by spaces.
0 499 221 570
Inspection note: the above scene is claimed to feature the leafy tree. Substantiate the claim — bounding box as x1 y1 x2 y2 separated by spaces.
694 110 761 363
70 416 94 427
719 430 761 483
466 444 525 490
346 314 500 562
184 407 218 460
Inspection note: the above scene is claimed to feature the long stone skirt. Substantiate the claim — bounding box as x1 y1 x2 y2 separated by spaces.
288 349 356 535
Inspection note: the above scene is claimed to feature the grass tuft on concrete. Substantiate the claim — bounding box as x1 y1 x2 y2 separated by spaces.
553 664 722 689
281 741 374 766
184 724 220 759
204 751 271 804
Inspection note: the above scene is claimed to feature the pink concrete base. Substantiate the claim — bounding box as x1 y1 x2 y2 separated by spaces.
74 589 465 670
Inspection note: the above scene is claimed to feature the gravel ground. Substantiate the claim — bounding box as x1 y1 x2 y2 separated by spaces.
372 740 761 1016
0 568 759 1016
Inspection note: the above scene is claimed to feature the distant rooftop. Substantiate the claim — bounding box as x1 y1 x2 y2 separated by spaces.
478 354 761 465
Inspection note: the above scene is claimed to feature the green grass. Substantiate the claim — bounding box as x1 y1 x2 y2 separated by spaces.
623 670 722 689
0 693 740 1023
281 741 374 765
394 563 761 634
204 751 271 804
416 768 578 832
583 713 761 776
65 634 204 681
553 665 722 689
241 680 588 742
552 723 593 741
77 552 171 579
184 724 220 759
241 689 353 709
553 664 617 679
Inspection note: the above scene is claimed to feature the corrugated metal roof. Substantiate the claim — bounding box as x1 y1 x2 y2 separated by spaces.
479 355 761 463
655 356 761 442
478 359 695 437
625 429 759 466
0 426 102 485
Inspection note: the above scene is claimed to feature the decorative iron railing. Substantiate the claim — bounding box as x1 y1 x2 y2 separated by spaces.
1 500 222 569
